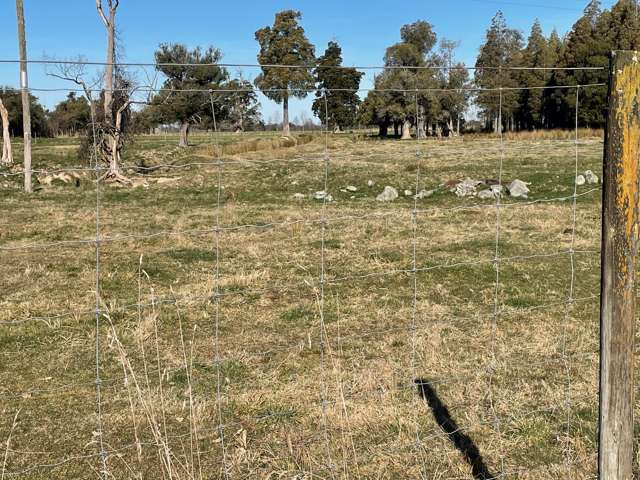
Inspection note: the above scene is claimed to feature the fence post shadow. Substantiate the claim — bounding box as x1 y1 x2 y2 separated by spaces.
415 379 496 480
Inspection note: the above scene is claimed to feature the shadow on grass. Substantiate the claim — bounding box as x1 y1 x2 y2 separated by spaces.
415 379 496 480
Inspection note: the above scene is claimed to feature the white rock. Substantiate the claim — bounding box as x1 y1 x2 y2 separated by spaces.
404 189 413 197
314 191 333 202
376 186 399 202
575 175 586 186
455 178 481 198
415 189 434 199
508 179 530 198
584 170 599 184
346 185 358 192
477 190 494 200
367 180 375 187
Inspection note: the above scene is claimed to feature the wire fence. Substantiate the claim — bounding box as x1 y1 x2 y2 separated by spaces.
0 60 608 479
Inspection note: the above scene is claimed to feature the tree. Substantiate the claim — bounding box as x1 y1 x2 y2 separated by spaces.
475 11 524 132
379 20 440 139
153 43 229 146
435 39 470 136
0 87 48 138
96 0 118 125
517 20 555 130
255 10 316 136
549 0 608 128
312 41 363 131
0 96 11 165
48 92 91 136
221 78 261 132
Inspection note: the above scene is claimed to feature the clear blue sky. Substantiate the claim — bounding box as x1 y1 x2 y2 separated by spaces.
0 0 618 122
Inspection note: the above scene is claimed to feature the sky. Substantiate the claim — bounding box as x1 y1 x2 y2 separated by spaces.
0 0 620 123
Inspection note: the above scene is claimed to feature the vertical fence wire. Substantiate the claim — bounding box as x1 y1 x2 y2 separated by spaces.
489 86 505 475
89 97 108 479
319 91 337 477
561 85 581 471
411 91 428 478
209 92 230 480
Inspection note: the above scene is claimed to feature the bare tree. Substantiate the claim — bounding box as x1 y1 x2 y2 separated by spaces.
0 97 12 165
96 0 118 124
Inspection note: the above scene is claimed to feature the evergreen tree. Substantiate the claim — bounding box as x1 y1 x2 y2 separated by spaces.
550 0 608 128
312 41 364 131
152 44 229 146
255 10 316 136
517 20 555 130
48 92 91 136
378 20 440 139
475 11 524 132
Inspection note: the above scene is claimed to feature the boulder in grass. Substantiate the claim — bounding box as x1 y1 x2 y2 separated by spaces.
415 189 434 200
575 175 586 186
508 179 530 198
584 170 599 184
346 185 358 192
367 180 375 187
376 186 399 202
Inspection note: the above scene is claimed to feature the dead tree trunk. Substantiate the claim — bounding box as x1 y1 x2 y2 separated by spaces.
0 97 12 165
97 0 120 176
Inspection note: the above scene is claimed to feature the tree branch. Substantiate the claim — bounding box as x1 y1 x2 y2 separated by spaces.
96 0 110 28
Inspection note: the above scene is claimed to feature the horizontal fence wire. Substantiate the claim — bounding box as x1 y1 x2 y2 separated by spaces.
0 58 607 70
3 83 607 94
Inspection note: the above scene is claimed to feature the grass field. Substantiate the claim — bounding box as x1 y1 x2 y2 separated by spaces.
0 131 617 479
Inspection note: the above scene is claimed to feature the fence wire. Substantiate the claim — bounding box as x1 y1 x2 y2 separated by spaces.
0 63 605 479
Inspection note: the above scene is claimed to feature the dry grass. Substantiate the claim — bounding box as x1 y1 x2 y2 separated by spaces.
0 133 615 479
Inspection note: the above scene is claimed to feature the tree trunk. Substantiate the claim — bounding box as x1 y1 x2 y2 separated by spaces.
493 115 499 134
378 123 388 137
0 98 12 165
456 115 461 136
417 105 425 139
282 93 290 136
179 121 190 147
103 9 115 124
401 119 412 140
393 122 399 137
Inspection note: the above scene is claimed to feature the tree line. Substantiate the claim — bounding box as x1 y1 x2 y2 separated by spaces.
1 0 638 172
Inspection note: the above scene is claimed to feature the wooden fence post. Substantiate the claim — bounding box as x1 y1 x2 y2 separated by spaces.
599 50 640 480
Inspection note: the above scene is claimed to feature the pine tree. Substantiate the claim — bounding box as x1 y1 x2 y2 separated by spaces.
475 11 524 132
312 41 364 131
518 20 554 130
255 10 316 136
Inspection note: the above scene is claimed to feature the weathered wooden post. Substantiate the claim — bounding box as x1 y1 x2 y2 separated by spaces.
15 0 32 193
599 50 640 480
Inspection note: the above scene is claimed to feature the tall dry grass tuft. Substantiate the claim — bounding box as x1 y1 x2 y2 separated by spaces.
503 129 603 141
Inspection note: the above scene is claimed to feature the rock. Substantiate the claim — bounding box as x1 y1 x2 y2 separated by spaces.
376 186 399 202
346 185 358 192
455 178 481 197
314 191 333 202
584 170 599 184
415 189 434 199
291 180 299 185
292 193 306 200
508 179 530 198
477 190 494 200
130 178 149 189
404 189 413 197
367 180 375 187
340 189 348 193
490 184 504 197
575 175 586 186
